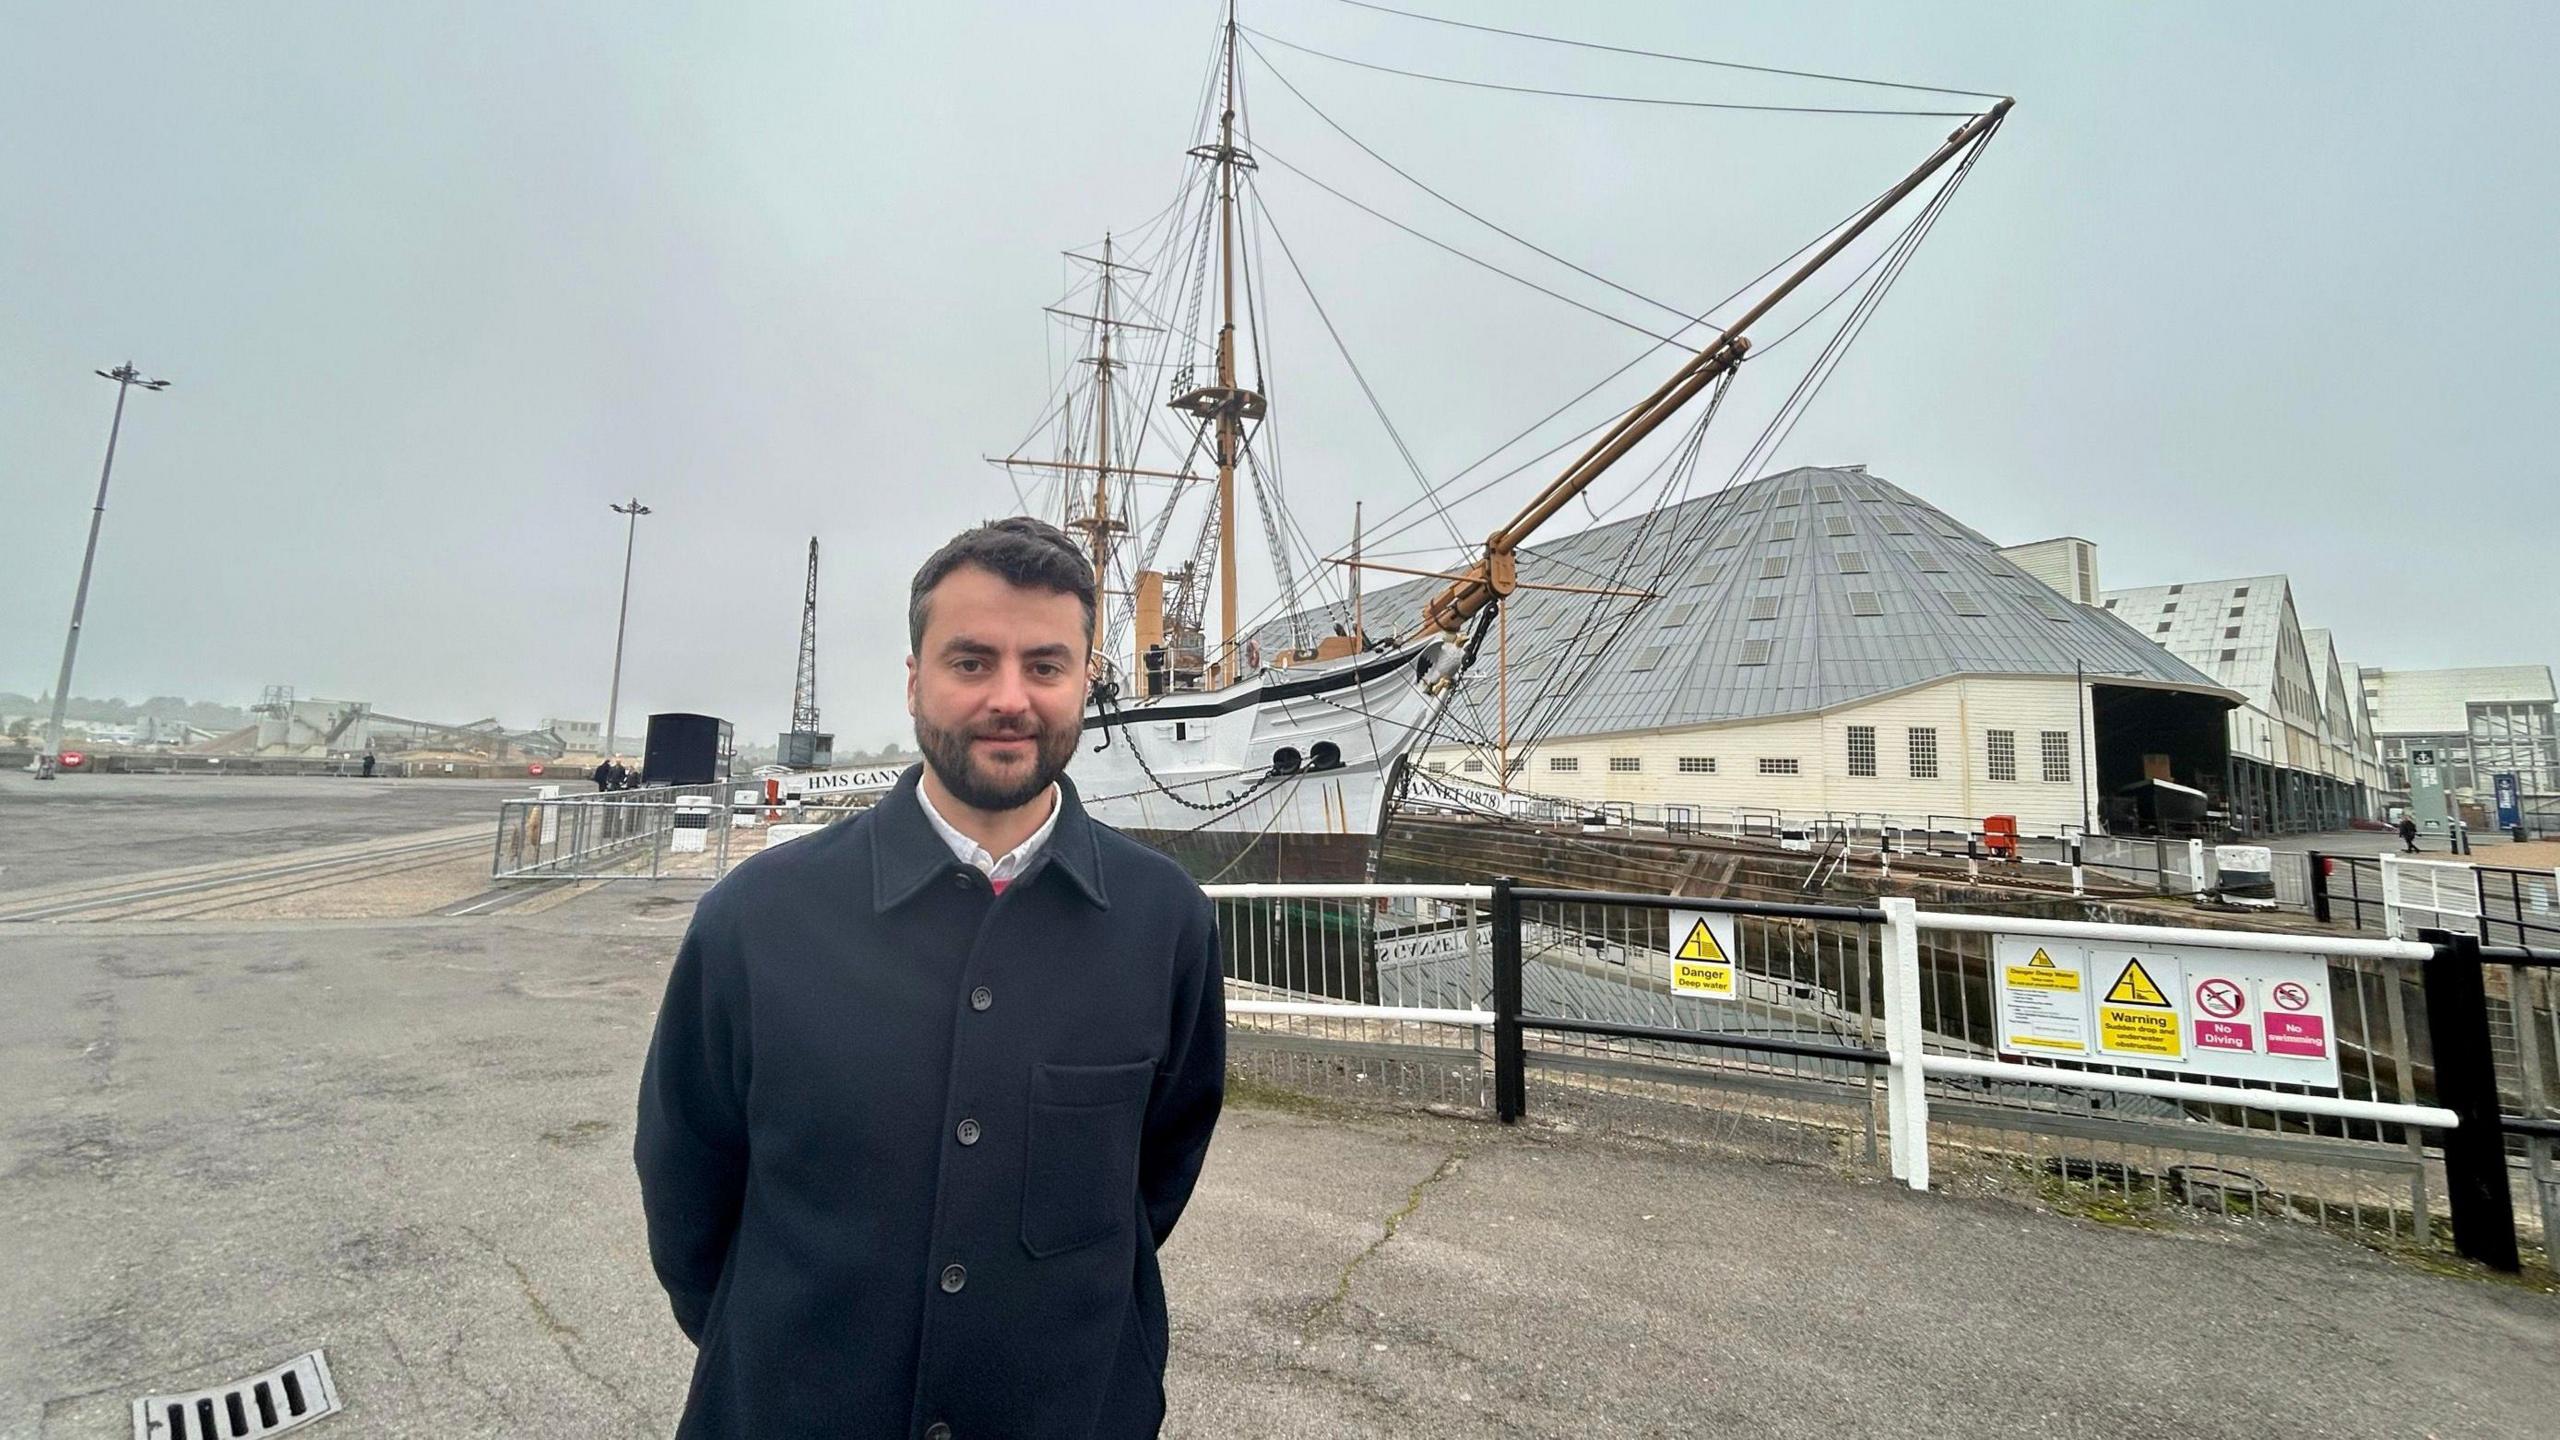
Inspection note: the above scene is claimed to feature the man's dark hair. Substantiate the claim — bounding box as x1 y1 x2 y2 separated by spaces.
908 516 1097 655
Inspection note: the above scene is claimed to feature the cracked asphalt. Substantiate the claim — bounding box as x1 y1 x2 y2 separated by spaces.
3 881 2555 1438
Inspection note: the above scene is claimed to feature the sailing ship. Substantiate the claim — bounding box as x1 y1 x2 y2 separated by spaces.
991 4 2010 882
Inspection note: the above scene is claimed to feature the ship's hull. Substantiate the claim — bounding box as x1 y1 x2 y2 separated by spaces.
1070 642 1444 883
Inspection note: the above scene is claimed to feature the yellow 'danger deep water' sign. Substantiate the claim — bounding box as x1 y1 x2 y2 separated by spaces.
1992 939 2089 1053
1667 909 1738 998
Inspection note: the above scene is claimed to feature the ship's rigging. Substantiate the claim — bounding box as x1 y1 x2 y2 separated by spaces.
990 0 2011 814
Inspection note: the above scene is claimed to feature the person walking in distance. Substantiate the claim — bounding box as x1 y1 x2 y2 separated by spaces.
592 755 616 792
2398 814 2421 853
636 516 1226 1439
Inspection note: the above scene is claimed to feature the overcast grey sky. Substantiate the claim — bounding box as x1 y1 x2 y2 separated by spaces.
5 1 2553 749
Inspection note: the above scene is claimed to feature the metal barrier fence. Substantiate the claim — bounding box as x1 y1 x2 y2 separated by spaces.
491 784 746 880
1206 880 2555 1272
2312 853 2560 951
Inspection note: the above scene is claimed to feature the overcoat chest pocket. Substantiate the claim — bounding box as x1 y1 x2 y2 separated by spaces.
1022 1058 1156 1259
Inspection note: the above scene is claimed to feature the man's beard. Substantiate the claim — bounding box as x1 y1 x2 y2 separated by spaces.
914 711 1077 813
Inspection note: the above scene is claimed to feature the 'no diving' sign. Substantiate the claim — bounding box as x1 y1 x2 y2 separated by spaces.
1667 909 1739 999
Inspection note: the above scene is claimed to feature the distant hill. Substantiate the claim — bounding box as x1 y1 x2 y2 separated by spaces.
0 692 252 730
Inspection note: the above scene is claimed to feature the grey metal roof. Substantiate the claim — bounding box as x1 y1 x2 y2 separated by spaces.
1258 465 2234 742
2097 575 2294 715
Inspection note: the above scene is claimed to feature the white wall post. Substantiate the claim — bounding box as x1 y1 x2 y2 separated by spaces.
1878 897 1930 1192
2380 850 2404 940
2188 838 2207 895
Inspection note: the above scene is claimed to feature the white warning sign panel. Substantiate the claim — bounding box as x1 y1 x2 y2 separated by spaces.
1666 909 1739 999
1993 938 2090 1055
1989 933 2342 1088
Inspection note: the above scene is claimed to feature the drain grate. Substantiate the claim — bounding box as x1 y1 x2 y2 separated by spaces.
132 1350 341 1440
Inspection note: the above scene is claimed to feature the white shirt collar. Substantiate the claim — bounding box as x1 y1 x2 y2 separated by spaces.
917 781 1061 885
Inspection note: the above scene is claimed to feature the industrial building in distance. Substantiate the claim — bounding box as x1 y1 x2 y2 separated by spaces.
1387 465 2243 836
1337 463 2552 838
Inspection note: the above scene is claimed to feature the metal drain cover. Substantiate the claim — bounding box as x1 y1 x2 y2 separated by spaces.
133 1350 341 1439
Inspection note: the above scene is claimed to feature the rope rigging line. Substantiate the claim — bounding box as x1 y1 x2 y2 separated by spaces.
1251 141 1682 344
1494 121 1998 763
1244 173 1474 555
1243 35 1709 334
1300 0 2006 103
1239 26 1986 119
1279 167 1919 567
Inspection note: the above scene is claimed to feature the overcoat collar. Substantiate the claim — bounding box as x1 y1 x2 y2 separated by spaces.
871 763 1110 912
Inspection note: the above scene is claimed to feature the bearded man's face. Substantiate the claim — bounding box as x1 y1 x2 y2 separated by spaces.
906 563 1086 812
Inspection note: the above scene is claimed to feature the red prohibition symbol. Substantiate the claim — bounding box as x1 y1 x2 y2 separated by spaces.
2196 978 2246 1019
2270 981 2311 1012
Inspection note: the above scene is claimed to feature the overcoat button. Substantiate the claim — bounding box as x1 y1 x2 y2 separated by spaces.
970 986 993 1011
926 1425 953 1440
941 1263 967 1294
957 1118 982 1146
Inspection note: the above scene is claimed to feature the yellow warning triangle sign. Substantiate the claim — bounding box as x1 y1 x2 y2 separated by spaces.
1676 918 1729 963
2026 948 2056 968
2104 956 2172 1007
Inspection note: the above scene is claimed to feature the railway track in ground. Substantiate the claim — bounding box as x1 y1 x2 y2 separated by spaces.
0 825 494 923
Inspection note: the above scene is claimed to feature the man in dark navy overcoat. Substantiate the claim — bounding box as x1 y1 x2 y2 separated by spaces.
636 517 1226 1438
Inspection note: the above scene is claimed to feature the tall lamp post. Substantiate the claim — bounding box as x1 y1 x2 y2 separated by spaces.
602 498 652 766
34 363 170 780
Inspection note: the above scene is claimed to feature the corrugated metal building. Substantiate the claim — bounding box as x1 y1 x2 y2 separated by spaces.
1273 465 2240 835
2359 665 2559 809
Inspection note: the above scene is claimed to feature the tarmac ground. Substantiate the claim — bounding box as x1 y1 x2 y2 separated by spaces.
0 772 531 896
3 866 2555 1439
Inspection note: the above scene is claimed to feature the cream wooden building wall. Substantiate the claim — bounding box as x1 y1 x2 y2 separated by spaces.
1422 673 2101 834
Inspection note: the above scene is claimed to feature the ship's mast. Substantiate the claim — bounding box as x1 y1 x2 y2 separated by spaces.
1171 1 1266 684
1213 7 1241 679
1048 234 1160 676
1088 234 1118 663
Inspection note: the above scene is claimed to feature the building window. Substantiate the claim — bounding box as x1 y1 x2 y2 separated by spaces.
2233 585 2249 597
2224 626 2240 639
1825 514 1853 537
1761 556 1790 579
1739 639 1774 666
2229 606 2245 618
1943 590 1986 616
1505 758 1525 776
1462 758 1485 773
1987 729 2017 782
1849 590 1883 616
1678 756 1716 774
2169 583 2184 594
2041 730 2071 783
2103 597 2117 609
1550 756 1579 772
2220 648 2238 661
2163 601 2178 613
1771 520 1798 541
1758 757 1800 776
2155 622 2172 635
1664 603 1697 626
1749 595 1782 621
1631 646 1668 672
1909 727 1939 779
1837 550 1868 574
1609 756 1641 773
1847 725 1877 777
